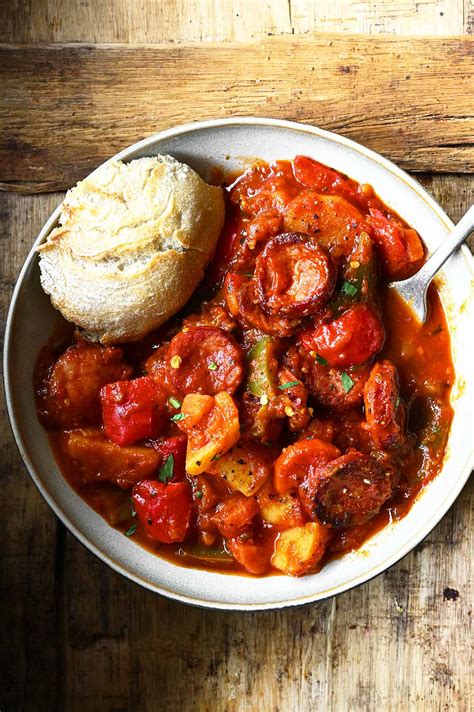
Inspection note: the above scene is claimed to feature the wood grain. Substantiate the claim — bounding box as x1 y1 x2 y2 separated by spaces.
0 0 468 43
0 177 472 711
1 35 473 193
1 2 472 710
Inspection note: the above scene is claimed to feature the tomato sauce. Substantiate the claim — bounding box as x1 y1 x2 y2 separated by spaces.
34 156 454 578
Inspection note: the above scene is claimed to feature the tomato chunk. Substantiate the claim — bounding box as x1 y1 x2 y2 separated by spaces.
367 208 424 278
254 232 335 317
63 428 160 489
293 155 359 204
226 536 274 575
100 376 166 446
132 480 192 543
177 392 240 474
167 326 244 396
206 212 240 286
211 493 259 538
313 452 397 527
301 304 385 367
274 438 341 494
151 435 188 482
39 341 133 429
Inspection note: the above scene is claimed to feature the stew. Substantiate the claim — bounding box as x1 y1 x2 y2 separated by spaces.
34 156 454 577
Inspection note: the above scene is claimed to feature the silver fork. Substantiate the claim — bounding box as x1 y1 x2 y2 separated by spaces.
391 205 474 323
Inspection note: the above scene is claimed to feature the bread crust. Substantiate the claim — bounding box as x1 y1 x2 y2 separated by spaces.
38 156 225 343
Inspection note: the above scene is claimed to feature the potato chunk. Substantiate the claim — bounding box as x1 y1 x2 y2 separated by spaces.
178 392 240 475
271 522 331 576
63 428 160 489
257 484 305 529
211 442 272 496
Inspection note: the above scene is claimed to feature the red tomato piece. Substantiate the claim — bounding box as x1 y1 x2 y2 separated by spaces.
254 233 336 317
167 326 244 396
39 341 133 429
206 212 240 286
151 435 188 482
132 480 192 543
274 438 341 494
230 164 299 217
301 304 385 368
293 155 359 204
101 376 166 446
367 208 424 278
211 493 259 539
226 536 274 575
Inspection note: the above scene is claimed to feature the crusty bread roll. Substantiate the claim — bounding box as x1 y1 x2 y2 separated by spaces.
38 155 225 344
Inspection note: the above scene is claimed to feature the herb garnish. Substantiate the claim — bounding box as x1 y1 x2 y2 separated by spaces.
278 381 299 390
168 396 181 409
171 412 186 422
342 280 358 297
341 371 355 393
208 362 218 371
316 354 328 366
158 454 174 483
124 523 137 537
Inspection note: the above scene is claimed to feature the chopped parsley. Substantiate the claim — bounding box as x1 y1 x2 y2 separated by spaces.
195 491 203 500
124 523 137 537
158 454 174 483
316 354 328 366
168 396 181 409
341 371 355 393
130 499 136 517
171 412 186 422
208 362 218 371
342 280 358 297
395 396 401 408
278 381 299 390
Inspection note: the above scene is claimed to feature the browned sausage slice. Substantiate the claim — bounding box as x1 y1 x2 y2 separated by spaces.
364 359 406 450
313 452 396 527
254 232 335 318
167 326 244 396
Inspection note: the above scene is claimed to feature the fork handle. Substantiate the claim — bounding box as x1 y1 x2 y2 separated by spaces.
415 205 474 286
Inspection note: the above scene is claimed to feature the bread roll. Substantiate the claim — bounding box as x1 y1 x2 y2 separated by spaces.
38 155 225 344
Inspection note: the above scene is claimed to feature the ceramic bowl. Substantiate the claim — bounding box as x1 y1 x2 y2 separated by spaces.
4 118 473 610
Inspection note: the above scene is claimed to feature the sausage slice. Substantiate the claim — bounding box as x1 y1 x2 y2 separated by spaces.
167 327 244 396
255 232 335 318
313 452 396 527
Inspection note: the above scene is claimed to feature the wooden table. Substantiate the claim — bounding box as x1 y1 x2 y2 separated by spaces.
1 2 472 710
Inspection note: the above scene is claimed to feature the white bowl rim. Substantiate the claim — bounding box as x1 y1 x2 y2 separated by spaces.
3 116 474 610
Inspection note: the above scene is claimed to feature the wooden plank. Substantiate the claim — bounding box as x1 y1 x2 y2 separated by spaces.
0 35 473 193
0 191 63 711
0 0 466 43
0 176 472 710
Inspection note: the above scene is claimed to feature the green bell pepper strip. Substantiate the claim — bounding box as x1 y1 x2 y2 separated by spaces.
246 336 278 398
